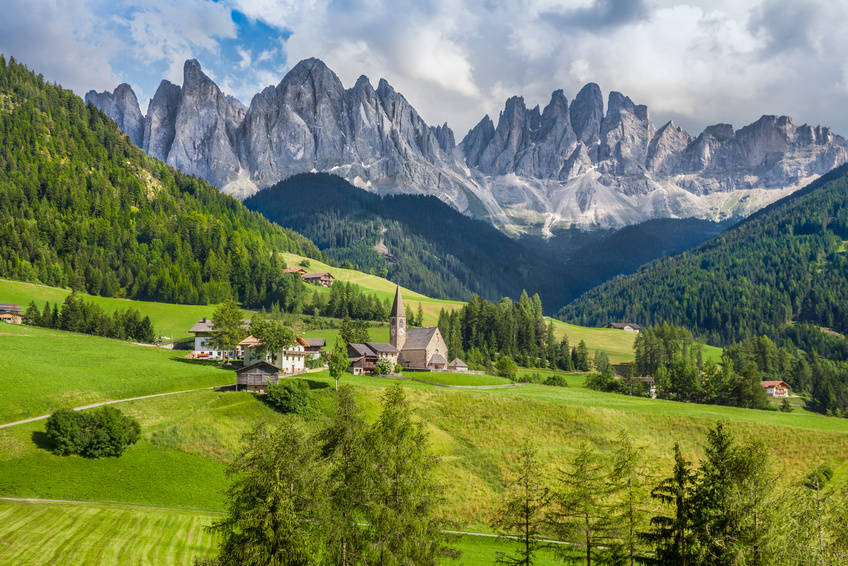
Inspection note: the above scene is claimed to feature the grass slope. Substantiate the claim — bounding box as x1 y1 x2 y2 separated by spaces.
0 324 233 424
0 278 251 341
0 500 221 566
283 252 465 327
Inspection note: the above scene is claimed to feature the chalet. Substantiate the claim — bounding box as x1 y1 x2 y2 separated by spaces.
188 317 249 359
0 303 24 324
389 286 462 371
241 335 311 375
301 272 335 287
606 323 641 333
235 361 280 393
303 338 326 360
347 342 400 375
761 380 790 398
283 267 307 276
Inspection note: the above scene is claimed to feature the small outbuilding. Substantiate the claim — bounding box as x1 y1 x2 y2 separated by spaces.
447 358 468 372
606 323 642 333
236 361 280 393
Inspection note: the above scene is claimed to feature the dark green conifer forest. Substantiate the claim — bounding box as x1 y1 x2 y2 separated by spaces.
0 55 323 308
559 163 848 345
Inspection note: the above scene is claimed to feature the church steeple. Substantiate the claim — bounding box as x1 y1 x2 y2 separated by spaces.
390 285 406 350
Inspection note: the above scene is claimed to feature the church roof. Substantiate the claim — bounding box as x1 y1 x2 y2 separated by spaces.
430 353 447 365
391 285 406 318
403 327 438 350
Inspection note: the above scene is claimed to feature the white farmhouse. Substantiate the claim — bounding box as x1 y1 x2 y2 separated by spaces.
240 335 310 375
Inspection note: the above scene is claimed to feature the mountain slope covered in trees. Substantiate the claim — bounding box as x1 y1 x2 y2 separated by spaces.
245 173 729 310
558 163 848 347
0 56 323 308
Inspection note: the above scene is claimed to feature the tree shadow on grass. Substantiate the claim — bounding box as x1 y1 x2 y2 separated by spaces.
171 358 234 371
31 430 52 452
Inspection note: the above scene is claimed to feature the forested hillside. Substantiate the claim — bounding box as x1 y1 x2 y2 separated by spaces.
559 163 848 347
245 173 729 310
245 173 570 304
0 56 323 308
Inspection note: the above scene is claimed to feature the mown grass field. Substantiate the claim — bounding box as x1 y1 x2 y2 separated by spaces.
0 324 233 424
0 499 562 566
0 500 221 566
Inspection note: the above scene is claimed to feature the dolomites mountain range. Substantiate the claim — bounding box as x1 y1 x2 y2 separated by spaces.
86 58 848 235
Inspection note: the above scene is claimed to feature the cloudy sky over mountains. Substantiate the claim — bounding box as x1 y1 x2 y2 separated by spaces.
3 0 848 137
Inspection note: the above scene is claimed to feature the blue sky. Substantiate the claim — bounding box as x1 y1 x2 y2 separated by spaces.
3 0 848 137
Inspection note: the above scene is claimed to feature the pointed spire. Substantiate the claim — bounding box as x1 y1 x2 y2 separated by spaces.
391 285 405 318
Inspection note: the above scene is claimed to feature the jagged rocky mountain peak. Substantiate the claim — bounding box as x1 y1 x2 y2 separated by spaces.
88 58 848 233
85 82 145 147
570 82 604 143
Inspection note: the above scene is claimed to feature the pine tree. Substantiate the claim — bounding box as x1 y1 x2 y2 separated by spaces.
211 422 326 565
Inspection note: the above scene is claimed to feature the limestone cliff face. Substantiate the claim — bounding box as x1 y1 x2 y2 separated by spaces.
85 84 145 147
89 58 848 233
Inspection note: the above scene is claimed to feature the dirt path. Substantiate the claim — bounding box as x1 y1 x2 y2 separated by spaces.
0 386 220 429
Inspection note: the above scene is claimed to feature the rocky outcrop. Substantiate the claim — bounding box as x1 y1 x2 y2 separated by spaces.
89 58 848 233
143 80 181 161
85 84 145 147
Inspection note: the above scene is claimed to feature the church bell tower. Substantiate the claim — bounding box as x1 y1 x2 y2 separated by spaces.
390 285 406 351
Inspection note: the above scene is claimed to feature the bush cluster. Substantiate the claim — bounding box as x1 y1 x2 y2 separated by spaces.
45 407 140 458
266 379 311 414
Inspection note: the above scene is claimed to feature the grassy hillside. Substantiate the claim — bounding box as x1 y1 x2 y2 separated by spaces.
0 324 233 424
282 252 465 327
1 319 845 563
0 278 244 340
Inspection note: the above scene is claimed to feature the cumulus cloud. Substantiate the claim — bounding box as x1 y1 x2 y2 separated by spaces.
6 0 848 142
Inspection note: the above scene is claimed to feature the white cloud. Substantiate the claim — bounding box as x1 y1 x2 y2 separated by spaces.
6 0 848 142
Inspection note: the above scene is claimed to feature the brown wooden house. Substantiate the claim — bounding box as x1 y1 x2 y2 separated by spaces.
301 272 335 287
236 361 280 393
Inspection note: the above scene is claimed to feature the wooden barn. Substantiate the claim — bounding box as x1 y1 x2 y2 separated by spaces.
236 361 280 393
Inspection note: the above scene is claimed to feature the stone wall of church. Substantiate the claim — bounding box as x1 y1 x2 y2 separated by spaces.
400 349 428 369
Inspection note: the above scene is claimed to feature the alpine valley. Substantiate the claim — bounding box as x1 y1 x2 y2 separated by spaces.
88 58 848 235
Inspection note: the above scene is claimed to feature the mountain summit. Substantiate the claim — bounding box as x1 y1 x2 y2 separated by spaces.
87 59 848 234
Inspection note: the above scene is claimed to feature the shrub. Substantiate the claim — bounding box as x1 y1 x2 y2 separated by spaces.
394 363 403 374
45 406 140 457
543 374 568 387
267 379 311 414
495 356 518 379
374 357 394 375
517 372 542 384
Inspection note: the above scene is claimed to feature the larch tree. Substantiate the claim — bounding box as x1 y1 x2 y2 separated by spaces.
493 438 549 566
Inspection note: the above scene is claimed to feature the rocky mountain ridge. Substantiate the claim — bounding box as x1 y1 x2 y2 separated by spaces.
87 58 848 234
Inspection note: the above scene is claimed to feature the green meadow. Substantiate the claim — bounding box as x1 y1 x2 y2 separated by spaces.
0 278 245 341
0 324 233 424
0 499 563 566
